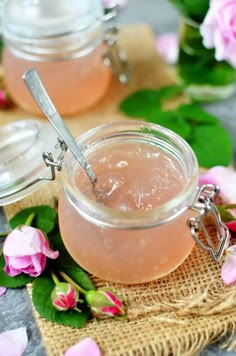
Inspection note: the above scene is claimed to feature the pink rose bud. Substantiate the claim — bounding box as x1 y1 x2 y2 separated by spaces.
51 282 78 311
85 288 126 318
0 90 7 107
3 225 59 277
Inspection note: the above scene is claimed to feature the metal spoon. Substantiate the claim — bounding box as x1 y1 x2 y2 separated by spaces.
23 68 97 185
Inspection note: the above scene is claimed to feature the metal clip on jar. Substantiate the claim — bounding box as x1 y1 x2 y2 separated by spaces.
1 0 129 116
0 116 229 284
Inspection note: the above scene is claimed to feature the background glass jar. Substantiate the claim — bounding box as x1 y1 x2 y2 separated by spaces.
58 121 200 284
1 0 128 116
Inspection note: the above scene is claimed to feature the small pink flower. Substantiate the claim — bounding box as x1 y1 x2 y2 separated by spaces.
221 244 236 284
3 225 59 277
155 33 178 65
64 337 101 356
199 166 236 204
200 0 236 67
51 282 78 311
85 288 126 318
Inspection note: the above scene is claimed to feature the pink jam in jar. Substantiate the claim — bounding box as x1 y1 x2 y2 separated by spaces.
58 122 199 284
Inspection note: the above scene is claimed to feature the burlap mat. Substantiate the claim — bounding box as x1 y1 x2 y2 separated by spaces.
2 24 236 355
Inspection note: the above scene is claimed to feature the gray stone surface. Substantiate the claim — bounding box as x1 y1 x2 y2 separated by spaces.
1 0 236 355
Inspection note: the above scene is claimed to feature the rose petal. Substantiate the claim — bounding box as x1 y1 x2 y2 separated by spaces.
0 286 7 296
155 33 178 65
64 337 101 356
101 0 127 8
199 166 236 204
0 327 28 356
221 245 236 284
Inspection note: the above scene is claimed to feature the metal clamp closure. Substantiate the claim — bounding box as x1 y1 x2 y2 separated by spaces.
42 137 67 181
103 25 130 84
188 184 229 262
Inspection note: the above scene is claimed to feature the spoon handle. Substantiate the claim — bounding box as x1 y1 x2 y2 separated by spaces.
23 68 97 185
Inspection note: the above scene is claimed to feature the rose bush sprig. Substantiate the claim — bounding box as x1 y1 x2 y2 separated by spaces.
0 205 126 328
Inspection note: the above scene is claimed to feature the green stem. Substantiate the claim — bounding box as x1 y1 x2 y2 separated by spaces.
25 213 36 226
58 271 87 295
51 271 60 285
74 306 82 313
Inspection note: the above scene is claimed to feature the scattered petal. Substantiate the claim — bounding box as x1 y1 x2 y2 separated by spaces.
64 337 101 356
0 286 7 296
221 245 236 284
0 327 28 356
155 33 178 65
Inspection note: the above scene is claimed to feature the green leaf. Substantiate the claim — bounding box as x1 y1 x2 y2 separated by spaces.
48 229 95 291
32 273 90 328
61 266 95 292
120 89 161 117
146 110 191 139
119 86 184 119
0 254 33 287
158 85 185 100
188 125 233 168
10 205 57 234
48 229 78 268
177 104 219 125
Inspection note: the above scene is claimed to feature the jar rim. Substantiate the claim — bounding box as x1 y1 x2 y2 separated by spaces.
61 121 199 229
2 0 105 60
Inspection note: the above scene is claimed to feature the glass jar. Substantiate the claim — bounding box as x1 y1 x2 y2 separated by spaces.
57 121 228 284
177 18 236 101
1 0 129 116
0 120 229 284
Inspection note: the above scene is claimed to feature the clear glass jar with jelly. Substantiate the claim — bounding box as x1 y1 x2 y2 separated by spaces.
1 0 129 116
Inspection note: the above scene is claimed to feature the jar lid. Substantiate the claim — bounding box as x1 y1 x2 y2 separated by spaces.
0 119 59 206
2 0 104 60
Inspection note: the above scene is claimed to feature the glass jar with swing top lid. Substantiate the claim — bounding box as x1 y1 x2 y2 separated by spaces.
1 0 129 116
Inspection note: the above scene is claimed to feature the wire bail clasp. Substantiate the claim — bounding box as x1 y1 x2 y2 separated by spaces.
188 184 230 262
42 137 67 181
103 24 130 84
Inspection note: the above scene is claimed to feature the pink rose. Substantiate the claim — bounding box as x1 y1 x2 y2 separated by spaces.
3 225 59 277
200 0 236 67
199 166 236 204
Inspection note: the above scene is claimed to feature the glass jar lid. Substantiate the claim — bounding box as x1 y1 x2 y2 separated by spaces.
0 119 59 206
2 0 104 60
